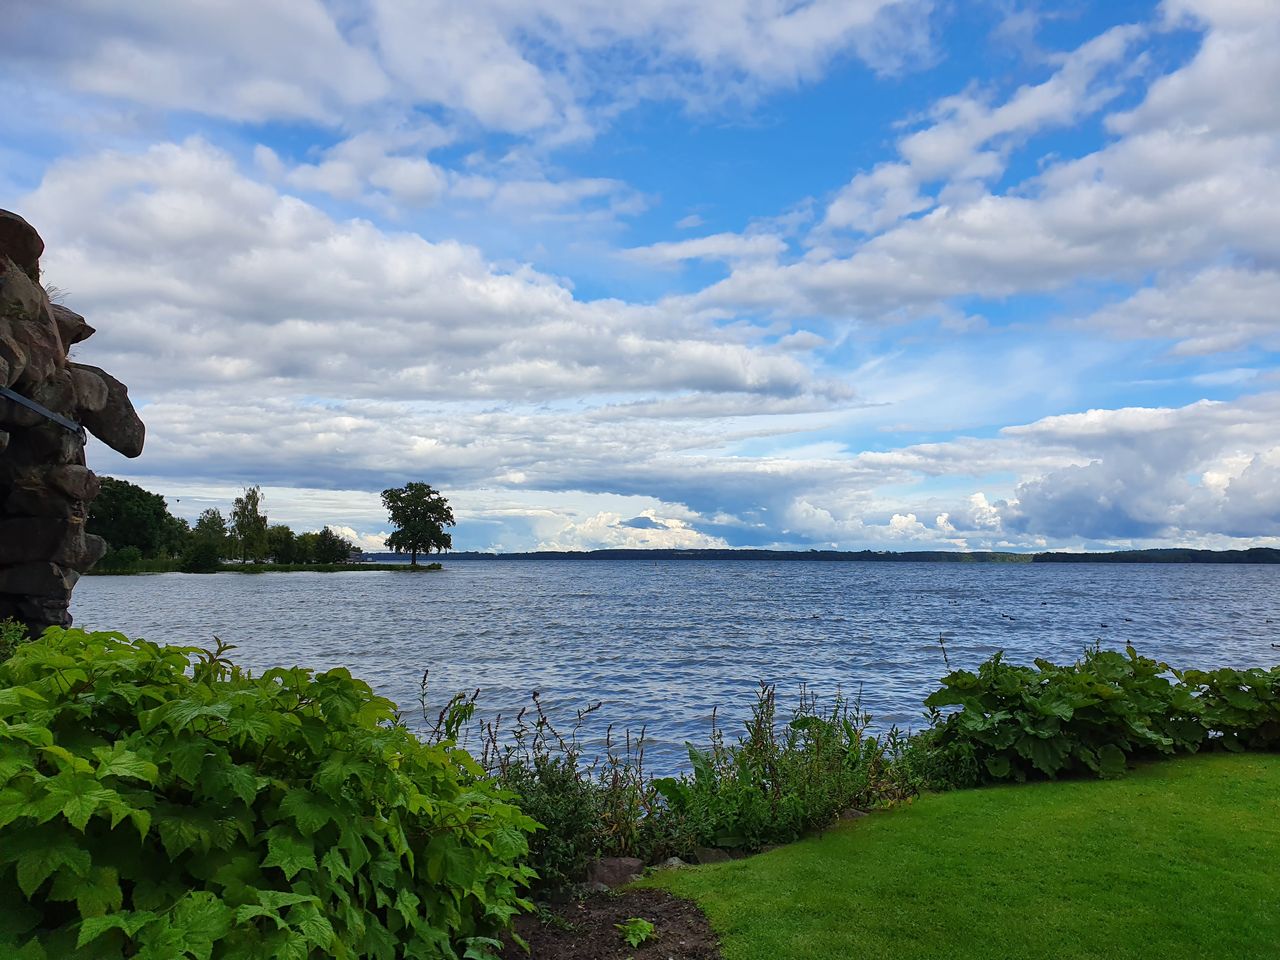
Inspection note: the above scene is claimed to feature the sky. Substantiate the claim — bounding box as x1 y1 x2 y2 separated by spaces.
2 0 1278 553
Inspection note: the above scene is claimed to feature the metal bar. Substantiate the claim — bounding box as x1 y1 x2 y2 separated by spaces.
0 384 86 440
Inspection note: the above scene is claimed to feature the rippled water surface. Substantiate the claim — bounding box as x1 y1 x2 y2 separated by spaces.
75 558 1280 772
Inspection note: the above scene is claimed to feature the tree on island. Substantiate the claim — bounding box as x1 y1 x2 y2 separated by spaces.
230 485 269 563
381 483 455 566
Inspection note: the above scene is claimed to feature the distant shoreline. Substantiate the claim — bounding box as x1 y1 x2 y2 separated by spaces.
87 561 442 576
373 547 1280 565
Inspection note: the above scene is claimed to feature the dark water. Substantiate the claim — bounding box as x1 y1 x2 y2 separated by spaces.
74 558 1280 773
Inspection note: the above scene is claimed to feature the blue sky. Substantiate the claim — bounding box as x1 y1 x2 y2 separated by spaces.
3 0 1278 552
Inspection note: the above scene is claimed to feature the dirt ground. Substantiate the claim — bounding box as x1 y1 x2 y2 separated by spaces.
501 887 721 960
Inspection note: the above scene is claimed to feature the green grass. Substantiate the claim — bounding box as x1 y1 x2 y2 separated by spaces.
650 753 1280 960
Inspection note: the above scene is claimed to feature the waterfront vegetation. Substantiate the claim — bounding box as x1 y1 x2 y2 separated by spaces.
87 477 454 574
87 477 369 573
1 625 1277 957
0 629 534 958
87 560 442 576
435 643 1280 889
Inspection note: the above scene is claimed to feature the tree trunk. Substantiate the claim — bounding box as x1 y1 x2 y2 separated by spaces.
411 548 418 567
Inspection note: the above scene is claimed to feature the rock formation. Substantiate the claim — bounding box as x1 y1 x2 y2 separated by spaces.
0 210 145 635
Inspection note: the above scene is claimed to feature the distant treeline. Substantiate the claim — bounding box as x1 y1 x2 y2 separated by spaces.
89 477 363 573
424 547 1280 564
1032 548 1280 564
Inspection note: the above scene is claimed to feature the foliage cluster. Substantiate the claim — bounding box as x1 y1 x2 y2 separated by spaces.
0 618 28 663
0 629 535 958
649 684 921 852
615 917 654 948
425 681 925 891
924 645 1280 784
88 479 189 567
229 487 269 564
85 478 364 573
424 643 1280 892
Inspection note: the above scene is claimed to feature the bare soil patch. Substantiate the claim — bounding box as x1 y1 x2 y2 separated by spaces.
502 888 720 960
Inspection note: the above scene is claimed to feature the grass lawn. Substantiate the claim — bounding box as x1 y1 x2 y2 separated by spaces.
650 753 1280 960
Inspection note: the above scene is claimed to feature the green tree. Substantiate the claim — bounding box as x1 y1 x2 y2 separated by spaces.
381 482 455 566
192 508 229 548
314 526 354 564
87 477 186 559
181 508 228 572
295 531 320 564
266 524 297 564
230 485 269 563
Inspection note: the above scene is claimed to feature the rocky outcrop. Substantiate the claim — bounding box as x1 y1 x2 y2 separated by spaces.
0 210 144 635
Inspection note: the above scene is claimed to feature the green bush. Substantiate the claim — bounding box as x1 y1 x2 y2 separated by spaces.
651 684 912 852
0 619 28 663
493 755 600 891
180 540 222 573
923 646 1280 784
468 684 915 886
1180 664 1280 751
0 629 536 958
98 546 144 572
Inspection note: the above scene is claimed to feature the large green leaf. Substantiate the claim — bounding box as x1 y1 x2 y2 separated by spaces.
93 745 160 785
261 829 316 881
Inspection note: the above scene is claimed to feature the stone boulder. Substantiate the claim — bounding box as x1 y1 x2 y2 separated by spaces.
0 210 44 282
0 209 145 635
76 364 145 457
585 857 645 888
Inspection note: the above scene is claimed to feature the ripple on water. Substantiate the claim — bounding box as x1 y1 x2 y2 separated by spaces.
72 559 1280 775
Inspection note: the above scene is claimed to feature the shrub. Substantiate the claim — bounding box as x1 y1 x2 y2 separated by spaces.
923 646 1280 784
0 619 28 663
651 684 911 852
180 539 222 573
458 683 915 888
1179 664 1280 751
0 629 536 958
97 546 144 572
491 755 599 891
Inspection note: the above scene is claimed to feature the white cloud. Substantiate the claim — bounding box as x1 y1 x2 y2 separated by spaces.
27 138 836 404
538 510 729 550
1087 266 1280 355
326 525 390 552
821 23 1144 234
625 232 788 265
6 0 934 139
701 5 1280 339
17 0 390 124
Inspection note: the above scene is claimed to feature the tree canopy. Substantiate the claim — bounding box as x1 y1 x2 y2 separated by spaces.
382 483 455 566
230 485 268 563
87 477 188 559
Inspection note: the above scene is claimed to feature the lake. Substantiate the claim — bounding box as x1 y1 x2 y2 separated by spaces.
74 558 1280 773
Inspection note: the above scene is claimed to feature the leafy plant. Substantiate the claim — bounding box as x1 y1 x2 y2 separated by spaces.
0 628 536 958
0 618 28 662
923 646 1280 784
440 681 915 886
1179 664 1280 751
615 917 655 948
651 683 914 853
